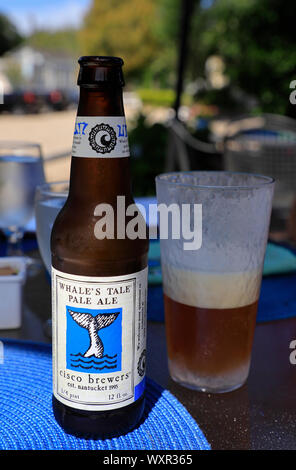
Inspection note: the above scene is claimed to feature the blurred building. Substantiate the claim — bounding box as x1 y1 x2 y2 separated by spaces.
0 45 76 91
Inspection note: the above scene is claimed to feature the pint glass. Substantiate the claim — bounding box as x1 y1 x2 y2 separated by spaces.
156 172 274 393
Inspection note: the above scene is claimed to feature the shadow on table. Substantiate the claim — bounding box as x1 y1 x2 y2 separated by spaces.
167 379 251 450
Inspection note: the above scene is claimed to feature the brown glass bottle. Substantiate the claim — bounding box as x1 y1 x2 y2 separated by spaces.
51 57 148 439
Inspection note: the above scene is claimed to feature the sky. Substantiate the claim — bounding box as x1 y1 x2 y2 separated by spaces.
0 0 92 35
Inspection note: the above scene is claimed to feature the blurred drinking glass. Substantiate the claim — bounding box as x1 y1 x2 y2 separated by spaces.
0 141 45 255
156 171 274 393
35 181 68 274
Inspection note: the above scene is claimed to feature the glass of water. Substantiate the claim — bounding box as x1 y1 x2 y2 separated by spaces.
35 181 68 337
0 141 45 255
35 181 69 274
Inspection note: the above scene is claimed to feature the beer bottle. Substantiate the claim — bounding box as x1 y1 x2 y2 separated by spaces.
51 56 148 438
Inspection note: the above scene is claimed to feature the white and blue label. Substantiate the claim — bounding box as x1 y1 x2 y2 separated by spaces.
72 116 130 158
52 267 147 411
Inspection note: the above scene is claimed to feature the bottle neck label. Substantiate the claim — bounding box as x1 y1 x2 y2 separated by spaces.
52 266 147 411
72 116 130 158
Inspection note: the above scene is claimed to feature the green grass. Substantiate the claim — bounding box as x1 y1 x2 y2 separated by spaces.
137 88 192 107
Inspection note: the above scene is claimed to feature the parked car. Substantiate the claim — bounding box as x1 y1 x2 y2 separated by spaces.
0 87 78 114
44 89 70 111
0 88 44 114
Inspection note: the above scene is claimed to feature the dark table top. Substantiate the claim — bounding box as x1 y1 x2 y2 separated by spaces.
1 259 296 450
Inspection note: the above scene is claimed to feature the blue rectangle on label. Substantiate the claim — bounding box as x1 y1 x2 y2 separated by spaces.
66 306 122 374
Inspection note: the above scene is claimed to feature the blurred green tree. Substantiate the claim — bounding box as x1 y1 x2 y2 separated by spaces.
189 0 296 114
79 0 202 89
27 29 79 56
80 0 159 80
0 14 22 56
146 0 180 88
129 114 167 196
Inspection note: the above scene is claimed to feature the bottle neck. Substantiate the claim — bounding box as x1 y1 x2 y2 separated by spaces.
77 86 124 116
68 86 132 205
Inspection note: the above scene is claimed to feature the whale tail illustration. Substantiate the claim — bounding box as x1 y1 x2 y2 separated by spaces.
68 309 119 358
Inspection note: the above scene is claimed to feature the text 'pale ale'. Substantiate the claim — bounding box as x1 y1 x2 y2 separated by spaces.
51 56 148 438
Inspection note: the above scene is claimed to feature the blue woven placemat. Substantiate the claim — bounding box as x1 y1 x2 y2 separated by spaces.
0 339 210 451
